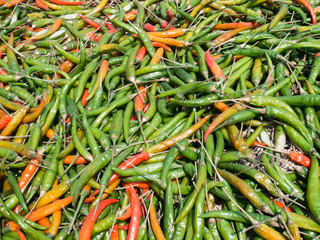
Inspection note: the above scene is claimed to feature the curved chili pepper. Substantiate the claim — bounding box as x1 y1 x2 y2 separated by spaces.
79 199 118 240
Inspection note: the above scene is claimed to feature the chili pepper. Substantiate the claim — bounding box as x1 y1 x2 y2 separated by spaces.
294 0 317 24
127 185 140 240
79 199 117 239
72 149 112 205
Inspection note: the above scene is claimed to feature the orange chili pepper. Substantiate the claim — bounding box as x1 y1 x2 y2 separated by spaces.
28 18 62 42
48 0 85 5
214 102 229 112
117 206 132 220
36 0 49 9
250 141 268 148
149 201 166 240
111 223 119 240
152 42 172 51
146 28 186 38
123 10 137 22
205 50 225 81
38 217 51 228
142 34 189 47
21 99 45 123
52 59 74 80
213 22 259 30
204 103 246 142
136 46 147 62
0 68 8 75
149 48 164 65
45 128 58 140
18 158 41 192
64 155 89 164
212 27 253 46
0 114 11 130
28 196 73 222
16 228 27 240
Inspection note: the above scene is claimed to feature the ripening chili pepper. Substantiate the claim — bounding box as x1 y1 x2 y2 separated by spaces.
117 206 132 220
205 103 246 142
214 22 259 30
205 50 225 81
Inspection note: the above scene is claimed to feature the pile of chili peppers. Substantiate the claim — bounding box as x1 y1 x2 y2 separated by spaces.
1 0 320 239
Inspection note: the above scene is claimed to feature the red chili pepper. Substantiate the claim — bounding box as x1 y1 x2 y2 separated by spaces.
0 82 4 88
108 28 117 33
34 27 46 32
104 19 114 30
160 20 169 29
130 103 150 121
127 182 150 189
79 199 118 240
117 206 132 220
315 52 320 58
289 151 311 168
0 68 8 75
118 223 129 230
144 23 158 32
213 22 259 30
167 26 176 30
293 0 317 25
16 228 27 240
205 50 225 82
166 10 174 19
79 15 103 30
108 152 150 185
273 200 293 212
127 186 141 240
151 42 172 51
134 84 146 121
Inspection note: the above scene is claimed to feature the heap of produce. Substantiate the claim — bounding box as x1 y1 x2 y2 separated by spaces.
1 0 320 239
